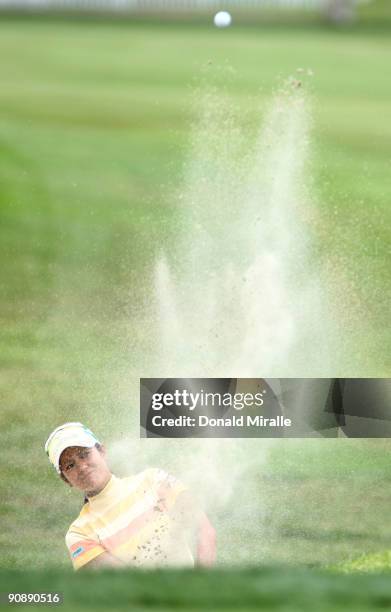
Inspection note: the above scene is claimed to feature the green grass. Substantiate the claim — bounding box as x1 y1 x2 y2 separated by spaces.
0 16 390 388
3 566 391 611
0 10 391 603
336 550 391 574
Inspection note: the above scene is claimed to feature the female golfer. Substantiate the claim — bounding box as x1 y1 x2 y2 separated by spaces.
45 422 216 570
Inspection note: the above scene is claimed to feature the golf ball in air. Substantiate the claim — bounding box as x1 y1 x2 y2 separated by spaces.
214 11 232 28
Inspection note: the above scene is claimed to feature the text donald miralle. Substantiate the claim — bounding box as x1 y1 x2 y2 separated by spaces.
149 389 291 430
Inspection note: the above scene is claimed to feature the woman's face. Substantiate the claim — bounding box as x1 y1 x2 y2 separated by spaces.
59 445 111 496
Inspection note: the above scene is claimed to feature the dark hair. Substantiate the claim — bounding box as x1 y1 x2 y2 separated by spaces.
60 443 103 486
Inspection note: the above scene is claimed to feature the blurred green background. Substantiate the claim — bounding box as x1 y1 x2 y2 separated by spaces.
0 1 391 608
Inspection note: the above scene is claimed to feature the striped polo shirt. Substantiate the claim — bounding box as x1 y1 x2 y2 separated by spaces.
65 468 194 570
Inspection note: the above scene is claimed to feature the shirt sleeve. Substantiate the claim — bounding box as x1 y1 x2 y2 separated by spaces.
65 527 106 571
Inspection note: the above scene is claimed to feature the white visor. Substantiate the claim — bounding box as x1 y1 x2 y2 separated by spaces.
45 422 100 473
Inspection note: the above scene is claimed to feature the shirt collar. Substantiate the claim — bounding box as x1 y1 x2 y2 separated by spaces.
86 474 119 505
